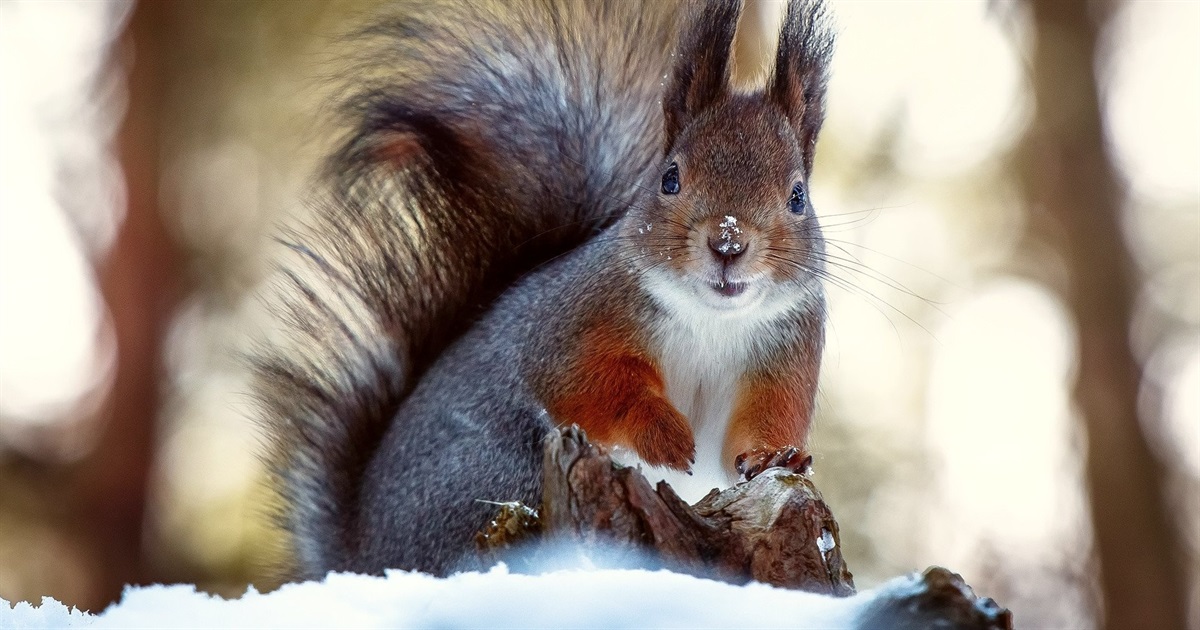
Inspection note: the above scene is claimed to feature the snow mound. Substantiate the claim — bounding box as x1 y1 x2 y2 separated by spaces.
1 565 882 629
0 596 92 629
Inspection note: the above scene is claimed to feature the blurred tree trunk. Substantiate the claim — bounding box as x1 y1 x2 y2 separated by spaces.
70 0 182 610
1019 1 1186 628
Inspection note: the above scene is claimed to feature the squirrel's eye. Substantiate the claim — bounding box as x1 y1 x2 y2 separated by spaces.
661 162 681 195
788 183 807 214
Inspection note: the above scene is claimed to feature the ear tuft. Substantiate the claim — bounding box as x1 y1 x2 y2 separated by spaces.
769 0 835 175
663 0 744 152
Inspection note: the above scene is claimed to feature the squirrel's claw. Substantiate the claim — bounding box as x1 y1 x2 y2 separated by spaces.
735 446 812 482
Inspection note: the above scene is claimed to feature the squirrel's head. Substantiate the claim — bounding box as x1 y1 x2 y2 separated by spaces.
624 0 833 316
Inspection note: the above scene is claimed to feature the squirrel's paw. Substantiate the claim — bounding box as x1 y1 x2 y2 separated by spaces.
735 446 812 482
631 404 696 473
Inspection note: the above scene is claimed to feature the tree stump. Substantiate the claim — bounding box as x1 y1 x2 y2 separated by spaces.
478 426 1011 629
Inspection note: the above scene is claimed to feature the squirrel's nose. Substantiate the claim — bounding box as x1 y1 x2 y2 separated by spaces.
709 215 749 262
708 235 747 261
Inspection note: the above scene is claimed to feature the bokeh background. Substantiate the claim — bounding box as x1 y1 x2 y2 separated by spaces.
0 0 1196 628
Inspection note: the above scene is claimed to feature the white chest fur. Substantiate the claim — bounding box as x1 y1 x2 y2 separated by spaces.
651 314 752 501
610 272 796 503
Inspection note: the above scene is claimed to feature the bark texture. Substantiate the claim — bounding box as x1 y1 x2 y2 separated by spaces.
479 426 1011 629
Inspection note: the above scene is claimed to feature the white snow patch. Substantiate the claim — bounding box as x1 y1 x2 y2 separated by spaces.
817 529 836 555
0 597 93 629
0 565 894 629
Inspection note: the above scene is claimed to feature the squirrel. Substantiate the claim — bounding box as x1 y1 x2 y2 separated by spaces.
255 0 834 580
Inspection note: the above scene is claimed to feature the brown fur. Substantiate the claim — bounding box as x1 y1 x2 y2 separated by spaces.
724 306 826 466
546 323 696 471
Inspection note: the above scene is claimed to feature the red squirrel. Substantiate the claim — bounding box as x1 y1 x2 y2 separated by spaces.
255 0 833 578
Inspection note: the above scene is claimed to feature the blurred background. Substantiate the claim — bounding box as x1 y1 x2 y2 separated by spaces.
0 0 1195 627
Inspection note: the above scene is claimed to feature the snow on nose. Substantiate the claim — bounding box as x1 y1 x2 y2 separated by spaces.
709 215 745 258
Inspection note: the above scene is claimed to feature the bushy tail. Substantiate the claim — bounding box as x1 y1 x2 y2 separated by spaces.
253 0 682 578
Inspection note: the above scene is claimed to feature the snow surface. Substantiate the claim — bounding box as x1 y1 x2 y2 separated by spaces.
0 565 894 629
817 529 837 555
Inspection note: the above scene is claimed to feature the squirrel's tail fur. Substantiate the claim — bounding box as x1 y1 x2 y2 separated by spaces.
253 0 683 578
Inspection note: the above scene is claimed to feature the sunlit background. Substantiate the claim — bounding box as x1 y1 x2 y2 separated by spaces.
0 1 1196 628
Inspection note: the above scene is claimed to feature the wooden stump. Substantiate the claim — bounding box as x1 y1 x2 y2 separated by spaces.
478 426 1011 629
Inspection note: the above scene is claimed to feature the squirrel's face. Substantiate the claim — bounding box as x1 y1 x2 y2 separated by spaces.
625 96 825 316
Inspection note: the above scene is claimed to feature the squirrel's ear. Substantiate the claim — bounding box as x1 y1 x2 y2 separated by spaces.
663 0 743 152
768 0 834 176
